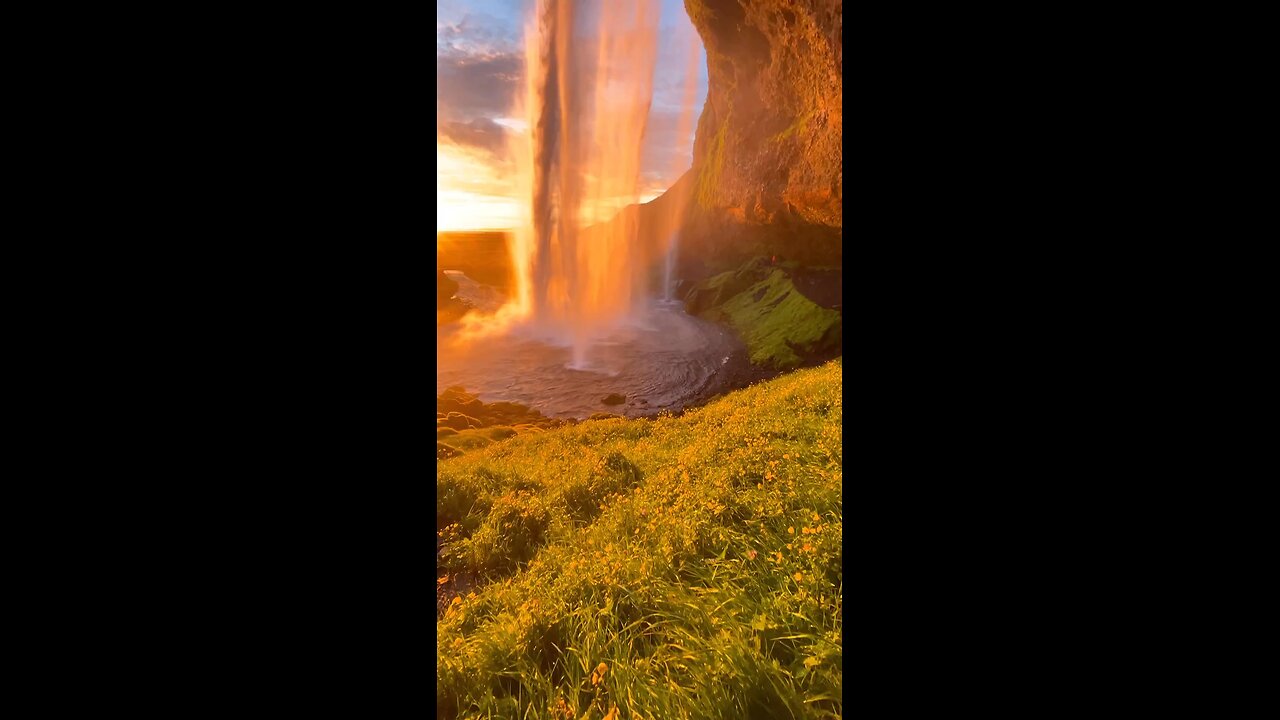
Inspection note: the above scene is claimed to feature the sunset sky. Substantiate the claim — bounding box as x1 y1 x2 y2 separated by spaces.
437 0 709 232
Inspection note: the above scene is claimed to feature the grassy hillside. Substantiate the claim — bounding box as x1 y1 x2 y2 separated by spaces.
437 360 842 719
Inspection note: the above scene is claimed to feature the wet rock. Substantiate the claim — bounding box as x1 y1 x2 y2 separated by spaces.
438 387 484 415
441 413 482 430
601 393 626 406
486 427 518 441
437 269 459 304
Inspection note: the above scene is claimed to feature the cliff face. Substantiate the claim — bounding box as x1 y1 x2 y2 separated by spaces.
680 0 842 276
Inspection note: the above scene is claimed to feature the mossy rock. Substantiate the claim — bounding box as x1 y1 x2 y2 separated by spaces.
485 426 518 441
717 269 840 369
441 413 483 431
684 258 772 315
446 430 495 451
686 259 841 370
437 427 459 439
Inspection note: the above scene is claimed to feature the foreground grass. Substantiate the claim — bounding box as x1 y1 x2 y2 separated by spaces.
437 360 842 719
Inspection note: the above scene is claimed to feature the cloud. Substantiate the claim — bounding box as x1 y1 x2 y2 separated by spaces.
437 50 523 123
435 0 709 229
438 138 521 231
439 117 511 155
436 6 522 56
436 5 526 123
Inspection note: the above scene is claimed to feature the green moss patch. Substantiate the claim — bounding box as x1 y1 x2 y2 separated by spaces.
686 259 841 370
717 270 840 368
771 109 817 143
696 111 730 209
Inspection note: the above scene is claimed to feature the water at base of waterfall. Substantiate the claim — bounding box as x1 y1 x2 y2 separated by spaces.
437 297 744 420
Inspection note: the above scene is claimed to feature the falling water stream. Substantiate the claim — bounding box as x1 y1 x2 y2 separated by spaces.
438 0 726 418
662 231 680 302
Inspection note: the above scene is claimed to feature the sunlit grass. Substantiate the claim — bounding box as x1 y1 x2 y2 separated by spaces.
437 359 842 719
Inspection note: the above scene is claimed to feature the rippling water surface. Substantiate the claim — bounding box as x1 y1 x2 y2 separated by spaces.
437 297 745 420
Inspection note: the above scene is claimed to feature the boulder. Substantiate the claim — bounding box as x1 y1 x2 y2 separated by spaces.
438 387 484 415
440 413 482 431
486 426 518 441
601 393 626 406
437 269 459 304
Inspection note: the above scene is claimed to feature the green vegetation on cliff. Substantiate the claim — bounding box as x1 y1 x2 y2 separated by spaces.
716 270 840 368
685 259 841 370
437 360 842 719
695 110 729 210
772 109 816 143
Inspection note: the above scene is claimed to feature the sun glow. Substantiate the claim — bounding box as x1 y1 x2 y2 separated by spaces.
436 141 521 232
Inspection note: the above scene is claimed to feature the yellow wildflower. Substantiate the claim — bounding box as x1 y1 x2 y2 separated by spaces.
794 572 803 582
787 526 795 535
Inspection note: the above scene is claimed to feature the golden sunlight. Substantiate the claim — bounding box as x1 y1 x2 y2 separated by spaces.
437 137 670 233
436 141 520 232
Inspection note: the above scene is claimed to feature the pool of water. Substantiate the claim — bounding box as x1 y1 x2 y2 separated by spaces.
437 289 745 419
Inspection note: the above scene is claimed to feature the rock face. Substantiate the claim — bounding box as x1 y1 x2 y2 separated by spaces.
437 268 459 304
679 0 842 277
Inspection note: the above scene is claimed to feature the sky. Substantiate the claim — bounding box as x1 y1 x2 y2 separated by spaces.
437 0 709 232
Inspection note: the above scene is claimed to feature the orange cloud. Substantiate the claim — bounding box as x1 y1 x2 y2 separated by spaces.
436 139 520 232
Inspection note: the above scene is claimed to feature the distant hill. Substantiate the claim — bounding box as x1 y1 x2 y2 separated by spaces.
436 231 514 292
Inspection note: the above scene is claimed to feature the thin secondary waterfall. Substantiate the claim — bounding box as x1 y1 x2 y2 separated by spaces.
663 231 680 302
